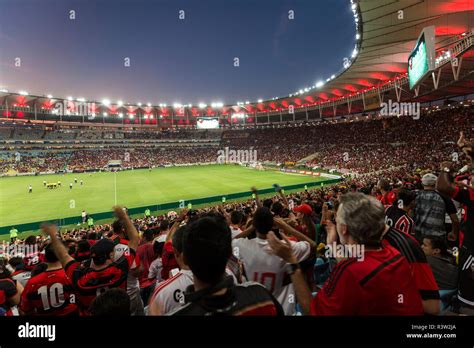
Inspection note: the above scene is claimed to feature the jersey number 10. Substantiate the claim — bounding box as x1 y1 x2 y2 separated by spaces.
38 283 65 310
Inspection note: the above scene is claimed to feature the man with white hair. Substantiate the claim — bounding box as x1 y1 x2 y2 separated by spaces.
414 173 459 240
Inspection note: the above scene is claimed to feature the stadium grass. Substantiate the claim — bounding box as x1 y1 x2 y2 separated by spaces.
0 165 327 238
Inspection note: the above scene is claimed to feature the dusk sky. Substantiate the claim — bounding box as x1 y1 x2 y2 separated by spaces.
0 0 355 105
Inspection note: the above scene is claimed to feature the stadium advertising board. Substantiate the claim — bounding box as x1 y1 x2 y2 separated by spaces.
197 117 220 129
408 26 436 89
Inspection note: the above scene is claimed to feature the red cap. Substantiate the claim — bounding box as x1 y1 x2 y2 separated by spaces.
294 204 312 216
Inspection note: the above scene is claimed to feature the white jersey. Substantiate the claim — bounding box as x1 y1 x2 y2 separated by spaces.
113 240 140 297
150 269 193 315
230 226 242 239
232 237 310 315
148 257 163 283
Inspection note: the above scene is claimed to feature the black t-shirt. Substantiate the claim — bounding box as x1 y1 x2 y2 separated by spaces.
426 255 458 290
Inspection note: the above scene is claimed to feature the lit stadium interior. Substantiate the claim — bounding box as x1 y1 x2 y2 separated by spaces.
0 0 473 337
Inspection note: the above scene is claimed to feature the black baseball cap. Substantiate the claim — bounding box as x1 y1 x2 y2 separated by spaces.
90 239 115 258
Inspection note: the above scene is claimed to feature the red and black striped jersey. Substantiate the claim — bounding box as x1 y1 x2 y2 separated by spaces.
64 249 135 314
20 268 79 316
385 205 415 236
382 227 440 301
311 244 424 316
23 249 44 271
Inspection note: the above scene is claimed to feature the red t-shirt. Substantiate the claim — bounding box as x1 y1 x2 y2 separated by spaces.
20 268 79 316
161 241 178 280
310 245 424 316
137 243 156 289
64 249 135 314
379 190 397 207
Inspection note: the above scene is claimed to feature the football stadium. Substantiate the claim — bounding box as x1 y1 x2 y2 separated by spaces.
0 0 473 341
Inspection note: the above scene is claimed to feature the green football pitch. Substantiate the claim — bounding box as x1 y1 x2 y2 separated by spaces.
0 165 327 228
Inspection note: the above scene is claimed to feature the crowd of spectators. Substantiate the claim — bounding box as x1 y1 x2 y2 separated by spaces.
0 128 473 317
1 105 472 175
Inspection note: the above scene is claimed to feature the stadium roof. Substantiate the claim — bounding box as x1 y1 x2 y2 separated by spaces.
247 0 474 117
0 0 473 120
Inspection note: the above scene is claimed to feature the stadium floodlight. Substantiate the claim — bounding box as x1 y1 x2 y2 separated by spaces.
316 81 325 88
117 100 123 106
137 102 142 107
245 101 250 105
147 102 151 107
19 90 29 96
299 89 304 94
77 97 85 102
352 3 357 10
129 114 134 119
46 94 53 99
258 99 263 103
352 48 358 58
103 112 108 117
173 103 182 108
102 99 111 106
356 33 361 40
198 103 207 109
67 96 73 101
331 75 336 79
144 115 148 119
118 113 123 118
